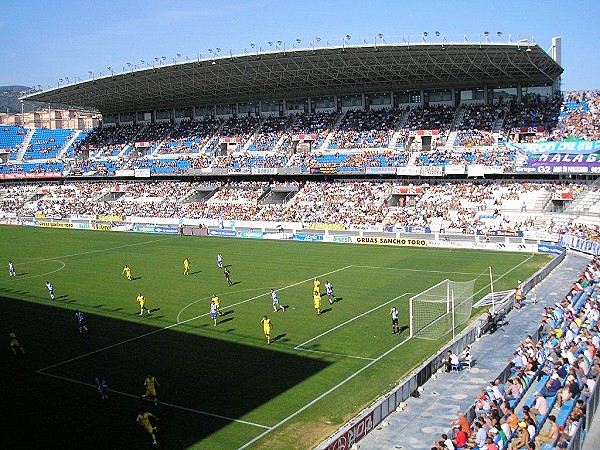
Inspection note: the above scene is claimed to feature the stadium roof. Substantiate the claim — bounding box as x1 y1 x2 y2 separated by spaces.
22 42 563 115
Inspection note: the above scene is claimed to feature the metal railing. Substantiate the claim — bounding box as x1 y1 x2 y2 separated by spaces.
567 377 600 450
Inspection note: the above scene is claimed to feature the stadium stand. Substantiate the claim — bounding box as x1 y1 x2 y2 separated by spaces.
205 115 260 153
154 118 223 155
0 125 29 161
247 115 294 151
279 111 338 151
327 109 401 149
1 179 598 238
22 128 73 160
1 91 599 175
482 261 598 450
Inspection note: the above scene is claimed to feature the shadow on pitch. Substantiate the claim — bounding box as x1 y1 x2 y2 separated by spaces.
189 270 202 275
398 325 409 334
272 333 287 343
219 317 234 325
320 308 332 315
229 281 241 286
0 294 331 449
15 272 30 277
131 276 142 281
221 310 234 317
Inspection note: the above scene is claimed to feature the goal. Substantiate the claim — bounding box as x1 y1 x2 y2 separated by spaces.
409 279 475 340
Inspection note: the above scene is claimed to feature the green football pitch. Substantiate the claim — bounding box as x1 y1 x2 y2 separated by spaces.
0 226 551 449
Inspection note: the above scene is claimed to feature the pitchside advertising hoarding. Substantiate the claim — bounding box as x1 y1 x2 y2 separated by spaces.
560 234 600 256
324 411 374 450
0 171 61 180
352 236 428 247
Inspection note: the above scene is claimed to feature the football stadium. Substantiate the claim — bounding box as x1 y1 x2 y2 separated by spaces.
2 30 600 450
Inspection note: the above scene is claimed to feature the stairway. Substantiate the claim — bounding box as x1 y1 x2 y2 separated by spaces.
117 125 146 158
15 128 36 161
387 111 409 149
319 112 346 150
450 105 466 131
444 131 459 147
243 118 263 151
58 130 83 159
272 132 290 153
200 121 227 153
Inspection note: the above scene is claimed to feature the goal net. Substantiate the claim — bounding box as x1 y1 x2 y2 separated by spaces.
409 279 475 340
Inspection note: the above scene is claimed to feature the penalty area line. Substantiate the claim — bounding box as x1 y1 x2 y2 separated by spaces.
37 370 271 430
294 293 411 350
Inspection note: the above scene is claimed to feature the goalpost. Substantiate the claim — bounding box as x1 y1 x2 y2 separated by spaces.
409 279 475 340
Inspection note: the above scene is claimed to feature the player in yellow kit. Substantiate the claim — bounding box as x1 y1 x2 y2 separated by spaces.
122 265 132 281
183 258 190 275
136 408 158 445
313 292 322 315
313 278 321 295
10 332 25 355
142 374 159 405
137 293 150 316
261 316 272 344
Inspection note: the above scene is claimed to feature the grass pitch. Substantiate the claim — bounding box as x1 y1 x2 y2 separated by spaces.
0 226 551 449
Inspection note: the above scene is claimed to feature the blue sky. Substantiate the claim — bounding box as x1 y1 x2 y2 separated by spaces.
1 0 598 91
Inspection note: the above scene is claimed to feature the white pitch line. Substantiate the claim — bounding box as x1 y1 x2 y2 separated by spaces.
176 265 353 324
352 265 481 275
4 260 67 281
37 370 270 429
295 293 410 350
237 334 412 449
293 348 375 361
176 286 270 324
38 265 354 372
236 254 539 448
14 236 177 265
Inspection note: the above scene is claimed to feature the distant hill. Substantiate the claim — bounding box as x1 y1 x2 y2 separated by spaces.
0 85 65 114
0 85 31 114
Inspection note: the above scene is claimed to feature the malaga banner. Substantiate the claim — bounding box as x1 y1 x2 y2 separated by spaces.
509 140 600 155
